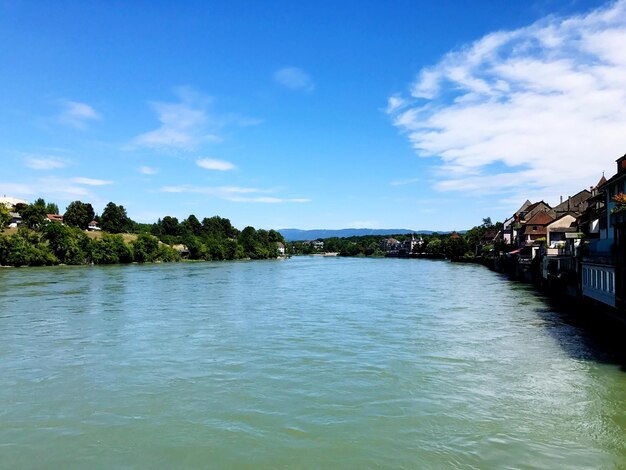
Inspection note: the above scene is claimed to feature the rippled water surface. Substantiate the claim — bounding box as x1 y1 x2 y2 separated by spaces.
1 257 625 468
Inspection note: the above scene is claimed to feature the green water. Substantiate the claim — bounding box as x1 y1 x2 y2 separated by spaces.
1 257 625 468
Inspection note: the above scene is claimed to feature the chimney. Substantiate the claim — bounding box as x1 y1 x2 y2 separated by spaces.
560 196 563 204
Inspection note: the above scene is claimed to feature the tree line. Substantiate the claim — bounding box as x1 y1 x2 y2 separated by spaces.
288 218 507 260
0 198 285 267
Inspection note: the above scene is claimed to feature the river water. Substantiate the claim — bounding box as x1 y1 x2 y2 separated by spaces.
1 257 625 468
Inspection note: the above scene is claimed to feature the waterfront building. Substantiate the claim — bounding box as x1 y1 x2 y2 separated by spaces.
581 154 626 310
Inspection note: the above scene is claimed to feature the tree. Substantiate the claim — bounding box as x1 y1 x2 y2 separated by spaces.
64 201 95 229
445 236 469 260
42 222 90 264
160 216 180 237
182 214 202 236
46 202 60 215
19 203 47 229
100 202 133 233
0 205 10 231
425 238 443 254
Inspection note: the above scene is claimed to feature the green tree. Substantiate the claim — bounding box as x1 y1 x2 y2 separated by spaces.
90 234 133 264
42 222 90 264
19 203 47 229
182 214 202 236
0 205 10 231
132 233 160 262
444 236 469 260
45 202 60 214
160 216 180 237
426 238 443 254
100 202 133 233
64 201 95 229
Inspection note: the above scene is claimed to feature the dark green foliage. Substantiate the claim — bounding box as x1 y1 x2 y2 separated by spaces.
64 201 95 229
19 203 47 229
42 222 90 264
160 216 180 237
0 205 10 231
45 202 60 215
91 234 134 264
182 214 202 236
444 237 469 260
0 231 57 266
100 202 133 233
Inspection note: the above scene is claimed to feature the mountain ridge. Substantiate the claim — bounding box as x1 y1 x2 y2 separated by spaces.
278 228 445 241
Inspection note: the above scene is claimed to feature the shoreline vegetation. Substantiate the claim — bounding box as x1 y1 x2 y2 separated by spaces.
0 198 286 267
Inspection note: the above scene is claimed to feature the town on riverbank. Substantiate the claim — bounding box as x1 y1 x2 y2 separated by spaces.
289 153 626 322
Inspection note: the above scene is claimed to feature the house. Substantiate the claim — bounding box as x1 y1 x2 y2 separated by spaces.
87 220 101 231
518 211 554 246
276 242 286 255
546 213 578 249
47 214 64 223
577 174 608 241
552 190 591 217
503 200 554 246
381 238 401 251
0 196 27 209
504 201 533 242
580 155 626 309
8 212 21 228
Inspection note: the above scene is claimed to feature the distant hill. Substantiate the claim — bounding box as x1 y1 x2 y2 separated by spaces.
278 228 439 241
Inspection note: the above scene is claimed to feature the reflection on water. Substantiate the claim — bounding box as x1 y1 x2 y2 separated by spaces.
0 257 625 468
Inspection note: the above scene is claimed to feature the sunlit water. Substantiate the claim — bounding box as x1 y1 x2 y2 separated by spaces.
1 257 625 468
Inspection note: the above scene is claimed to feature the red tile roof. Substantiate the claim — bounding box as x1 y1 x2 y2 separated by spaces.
525 211 554 226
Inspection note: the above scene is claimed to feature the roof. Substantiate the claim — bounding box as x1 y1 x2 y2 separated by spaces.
450 231 461 239
547 212 577 226
47 214 64 222
525 211 554 226
595 174 607 189
88 220 98 225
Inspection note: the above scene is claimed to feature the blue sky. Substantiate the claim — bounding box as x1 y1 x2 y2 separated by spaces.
2 0 625 231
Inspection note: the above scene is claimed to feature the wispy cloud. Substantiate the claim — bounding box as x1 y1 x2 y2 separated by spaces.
24 155 69 170
133 87 220 152
160 184 310 203
71 177 112 186
138 166 158 175
196 158 236 171
0 177 105 202
274 67 315 92
390 177 422 186
388 1 626 206
58 100 101 129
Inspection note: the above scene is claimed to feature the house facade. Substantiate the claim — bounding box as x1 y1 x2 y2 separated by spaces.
581 155 626 309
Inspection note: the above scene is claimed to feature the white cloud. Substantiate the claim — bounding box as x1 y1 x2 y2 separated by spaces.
24 156 69 170
0 183 37 196
227 196 311 203
160 184 309 203
133 87 220 151
389 1 626 208
273 67 315 92
58 100 101 129
196 158 236 171
71 177 112 186
138 166 158 175
390 177 422 186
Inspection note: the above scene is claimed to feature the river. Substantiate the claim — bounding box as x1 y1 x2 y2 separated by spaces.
1 256 625 468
